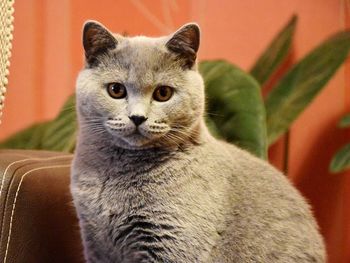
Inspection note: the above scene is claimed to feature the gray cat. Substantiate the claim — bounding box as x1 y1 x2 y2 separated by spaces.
70 21 326 263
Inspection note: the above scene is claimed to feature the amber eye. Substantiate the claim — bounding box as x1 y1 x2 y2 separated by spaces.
107 83 127 99
153 86 173 102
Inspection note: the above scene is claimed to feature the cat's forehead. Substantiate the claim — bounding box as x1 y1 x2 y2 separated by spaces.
117 35 166 47
113 36 174 68
95 35 183 86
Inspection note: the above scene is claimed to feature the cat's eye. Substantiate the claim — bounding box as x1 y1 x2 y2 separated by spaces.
107 83 127 99
153 86 173 102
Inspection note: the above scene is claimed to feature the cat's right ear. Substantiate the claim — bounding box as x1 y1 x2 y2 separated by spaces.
82 21 117 67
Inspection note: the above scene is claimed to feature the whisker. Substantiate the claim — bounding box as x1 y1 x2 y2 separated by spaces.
165 132 187 145
171 128 200 138
162 134 181 148
206 112 224 117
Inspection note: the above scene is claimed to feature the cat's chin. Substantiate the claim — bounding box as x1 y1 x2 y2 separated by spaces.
111 133 158 150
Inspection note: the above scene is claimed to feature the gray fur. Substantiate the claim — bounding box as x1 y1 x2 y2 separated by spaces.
71 21 326 262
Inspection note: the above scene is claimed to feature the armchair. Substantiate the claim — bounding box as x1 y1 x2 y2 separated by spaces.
0 149 83 263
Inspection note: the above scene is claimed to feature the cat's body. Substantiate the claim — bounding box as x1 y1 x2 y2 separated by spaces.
71 21 326 262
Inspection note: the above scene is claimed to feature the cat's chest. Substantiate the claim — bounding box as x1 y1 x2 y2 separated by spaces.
76 165 219 262
75 150 230 220
75 157 190 219
72 147 233 262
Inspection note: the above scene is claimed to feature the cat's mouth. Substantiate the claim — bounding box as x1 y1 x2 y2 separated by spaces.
104 119 171 149
132 128 142 135
129 126 165 142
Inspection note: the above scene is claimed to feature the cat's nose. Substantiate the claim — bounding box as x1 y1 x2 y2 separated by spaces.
129 115 147 126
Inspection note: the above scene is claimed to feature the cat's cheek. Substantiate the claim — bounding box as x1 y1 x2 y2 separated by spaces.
93 94 127 119
77 95 99 119
184 72 205 113
169 94 197 126
157 96 195 130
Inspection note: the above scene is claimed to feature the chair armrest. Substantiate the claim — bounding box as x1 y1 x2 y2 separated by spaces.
0 150 83 263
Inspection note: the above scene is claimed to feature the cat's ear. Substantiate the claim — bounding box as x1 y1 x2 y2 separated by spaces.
166 23 200 69
82 20 117 66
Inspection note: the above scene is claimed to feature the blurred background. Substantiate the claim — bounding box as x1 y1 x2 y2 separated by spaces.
1 0 350 262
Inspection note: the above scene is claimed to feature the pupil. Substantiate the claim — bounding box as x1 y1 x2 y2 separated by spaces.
160 87 167 97
113 84 120 93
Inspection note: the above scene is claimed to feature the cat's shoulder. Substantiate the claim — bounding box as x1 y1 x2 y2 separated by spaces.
199 138 299 191
200 139 312 213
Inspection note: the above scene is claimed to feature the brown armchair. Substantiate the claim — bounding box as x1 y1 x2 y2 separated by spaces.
0 150 84 263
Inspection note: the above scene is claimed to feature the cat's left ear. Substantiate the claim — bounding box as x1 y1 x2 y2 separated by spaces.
166 23 200 69
82 20 117 67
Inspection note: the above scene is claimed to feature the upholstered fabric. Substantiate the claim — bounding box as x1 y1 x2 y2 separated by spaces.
0 150 83 263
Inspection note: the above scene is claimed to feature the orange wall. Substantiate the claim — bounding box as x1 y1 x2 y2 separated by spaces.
1 1 350 262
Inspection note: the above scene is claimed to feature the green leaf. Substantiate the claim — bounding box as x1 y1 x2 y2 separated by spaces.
41 94 77 152
265 30 350 145
338 112 350 128
0 122 50 150
329 143 350 173
199 60 267 159
250 15 297 85
0 94 77 152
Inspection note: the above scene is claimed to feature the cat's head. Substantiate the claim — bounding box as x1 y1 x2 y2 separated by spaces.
76 21 205 149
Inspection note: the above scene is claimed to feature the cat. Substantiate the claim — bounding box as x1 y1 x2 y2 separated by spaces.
70 20 326 263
